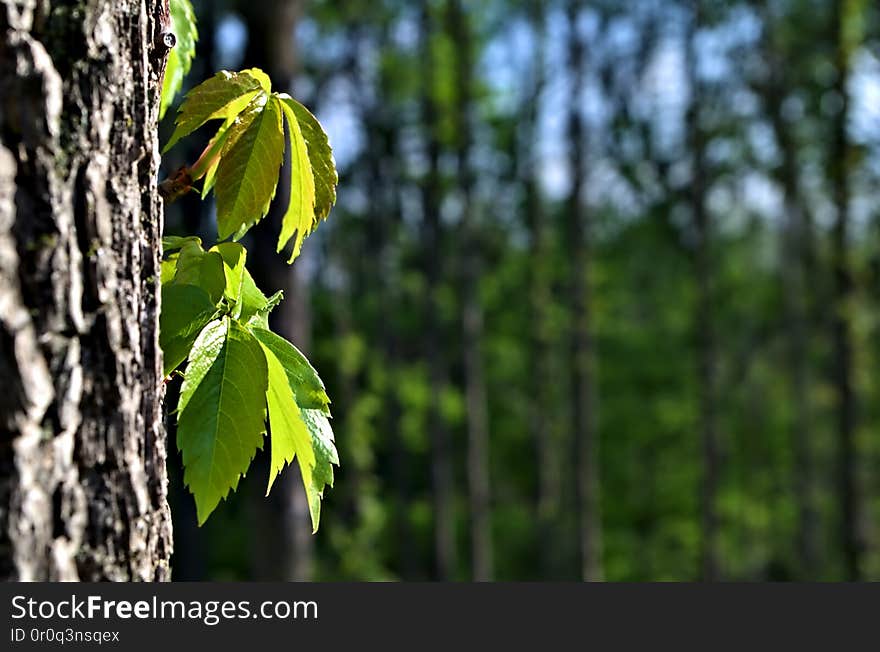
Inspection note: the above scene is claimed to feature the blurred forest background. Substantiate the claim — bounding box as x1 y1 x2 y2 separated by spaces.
161 0 880 581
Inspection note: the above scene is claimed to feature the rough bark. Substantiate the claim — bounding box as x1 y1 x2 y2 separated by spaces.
566 1 603 582
0 0 171 580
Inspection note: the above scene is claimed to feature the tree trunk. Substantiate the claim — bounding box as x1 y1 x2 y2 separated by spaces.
686 1 720 581
355 23 415 577
565 1 603 582
756 22 820 577
522 0 560 579
830 0 864 581
0 0 172 580
448 0 492 582
419 0 457 580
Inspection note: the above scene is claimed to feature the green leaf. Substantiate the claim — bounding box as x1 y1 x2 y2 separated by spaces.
177 318 269 525
162 235 201 253
164 70 265 152
251 327 331 413
160 254 178 285
199 119 234 198
209 242 247 310
244 290 283 330
260 342 315 496
172 241 226 304
299 407 339 533
238 267 270 324
215 94 285 240
276 96 316 263
279 95 338 225
238 269 284 328
160 0 198 119
160 284 217 376
242 68 272 93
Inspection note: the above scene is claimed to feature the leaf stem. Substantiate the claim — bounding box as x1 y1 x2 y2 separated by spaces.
190 123 233 180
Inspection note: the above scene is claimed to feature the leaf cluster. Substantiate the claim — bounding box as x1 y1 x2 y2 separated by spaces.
165 69 337 262
158 2 340 529
161 238 338 529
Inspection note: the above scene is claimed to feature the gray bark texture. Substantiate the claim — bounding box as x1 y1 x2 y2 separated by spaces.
0 0 172 581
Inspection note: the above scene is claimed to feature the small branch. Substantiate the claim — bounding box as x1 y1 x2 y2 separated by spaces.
158 165 193 204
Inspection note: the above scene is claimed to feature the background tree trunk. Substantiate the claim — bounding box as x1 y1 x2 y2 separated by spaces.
829 0 864 581
521 0 562 579
756 21 820 577
566 0 603 582
354 21 414 577
686 1 721 581
0 0 171 580
447 0 493 583
420 0 457 580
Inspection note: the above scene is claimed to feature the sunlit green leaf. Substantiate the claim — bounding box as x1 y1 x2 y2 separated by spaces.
244 289 284 331
199 119 234 198
260 342 315 495
160 254 178 285
251 327 331 413
299 407 339 533
215 94 285 240
279 95 338 225
164 71 265 152
177 318 268 525
172 240 226 304
276 96 316 262
210 242 247 309
238 267 270 324
242 68 272 93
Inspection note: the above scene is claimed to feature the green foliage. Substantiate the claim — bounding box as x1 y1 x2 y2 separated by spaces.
177 318 268 526
297 407 339 533
276 97 316 262
163 72 338 263
160 238 339 528
215 94 284 239
252 327 331 413
170 239 226 303
159 0 198 119
159 12 340 529
159 284 218 377
164 71 263 151
277 95 338 261
262 341 315 498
